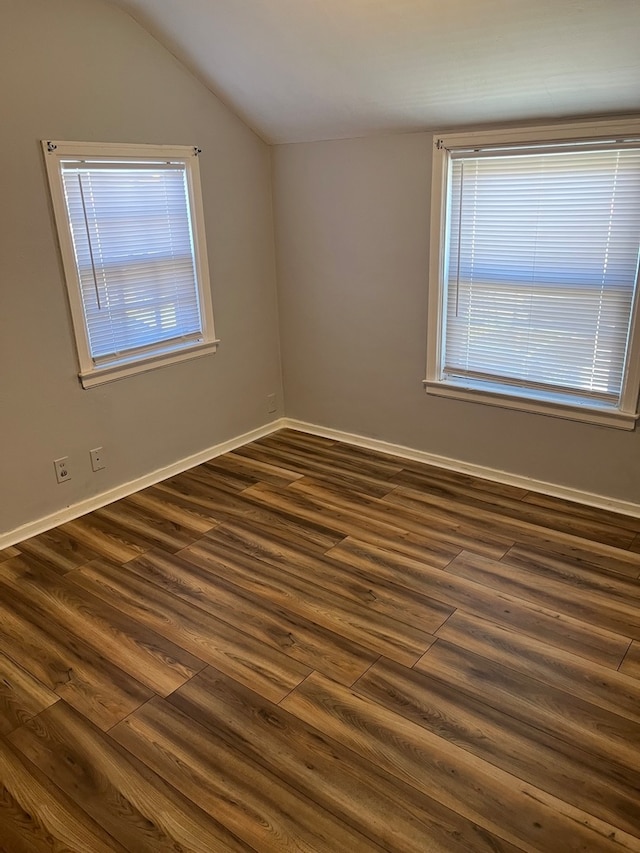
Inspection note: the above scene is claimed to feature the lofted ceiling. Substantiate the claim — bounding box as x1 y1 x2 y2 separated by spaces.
109 0 640 144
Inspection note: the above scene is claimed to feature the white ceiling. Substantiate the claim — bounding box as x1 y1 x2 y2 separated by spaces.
110 0 640 144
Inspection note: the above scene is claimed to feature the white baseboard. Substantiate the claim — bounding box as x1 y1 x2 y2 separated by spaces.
0 419 287 550
281 418 640 520
5 414 640 549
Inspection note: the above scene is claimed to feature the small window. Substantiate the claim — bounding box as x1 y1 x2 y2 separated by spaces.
43 141 218 388
425 120 640 429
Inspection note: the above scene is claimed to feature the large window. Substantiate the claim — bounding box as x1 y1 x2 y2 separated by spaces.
43 141 218 388
425 120 640 429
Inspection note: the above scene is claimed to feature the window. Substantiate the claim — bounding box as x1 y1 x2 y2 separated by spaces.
43 141 218 388
425 120 640 429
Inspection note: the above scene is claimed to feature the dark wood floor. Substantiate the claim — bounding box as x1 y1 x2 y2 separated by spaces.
1 429 640 852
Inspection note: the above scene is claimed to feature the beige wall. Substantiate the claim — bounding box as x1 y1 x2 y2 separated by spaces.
273 132 640 503
0 0 282 537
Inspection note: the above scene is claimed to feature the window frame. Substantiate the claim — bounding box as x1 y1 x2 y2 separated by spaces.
425 118 640 430
43 140 218 388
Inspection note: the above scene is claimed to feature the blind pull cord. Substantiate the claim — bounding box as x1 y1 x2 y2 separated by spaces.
454 161 464 317
77 174 102 310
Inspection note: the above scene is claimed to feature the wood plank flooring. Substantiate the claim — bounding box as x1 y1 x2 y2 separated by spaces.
1 428 640 852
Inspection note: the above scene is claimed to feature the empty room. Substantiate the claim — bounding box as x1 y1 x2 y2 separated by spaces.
2 0 640 850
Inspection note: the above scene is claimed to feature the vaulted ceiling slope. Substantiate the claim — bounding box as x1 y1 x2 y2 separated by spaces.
110 0 640 144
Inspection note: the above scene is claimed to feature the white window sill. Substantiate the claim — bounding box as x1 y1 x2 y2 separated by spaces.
80 340 219 388
423 378 638 430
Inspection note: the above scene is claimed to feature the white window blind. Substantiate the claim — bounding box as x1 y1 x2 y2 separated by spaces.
60 161 204 365
444 146 640 406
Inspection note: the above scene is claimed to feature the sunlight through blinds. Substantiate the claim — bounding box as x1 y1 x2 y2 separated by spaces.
61 162 203 363
444 146 640 404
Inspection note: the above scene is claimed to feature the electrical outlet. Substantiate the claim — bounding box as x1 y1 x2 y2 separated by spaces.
90 447 106 472
54 457 71 484
267 393 277 414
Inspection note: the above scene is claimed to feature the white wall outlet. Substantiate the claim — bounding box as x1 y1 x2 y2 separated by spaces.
54 457 71 483
90 447 106 472
267 393 277 414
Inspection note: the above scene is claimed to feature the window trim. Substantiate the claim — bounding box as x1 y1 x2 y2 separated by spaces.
425 118 640 430
43 140 219 388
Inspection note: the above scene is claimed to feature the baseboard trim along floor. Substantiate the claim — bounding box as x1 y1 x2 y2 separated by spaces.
3 415 639 549
282 418 640 520
0 419 286 549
